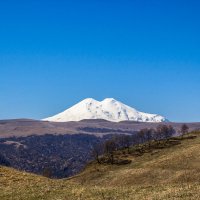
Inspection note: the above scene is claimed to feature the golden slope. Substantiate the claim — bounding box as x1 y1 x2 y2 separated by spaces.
0 132 200 200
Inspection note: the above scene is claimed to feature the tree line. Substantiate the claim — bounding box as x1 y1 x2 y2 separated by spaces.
92 124 189 164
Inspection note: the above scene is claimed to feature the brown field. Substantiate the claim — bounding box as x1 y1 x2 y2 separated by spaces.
0 131 200 200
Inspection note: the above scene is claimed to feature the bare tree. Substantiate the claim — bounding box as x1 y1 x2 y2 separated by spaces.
165 125 175 139
138 129 147 144
92 143 103 164
104 139 117 164
123 135 132 153
154 125 175 142
181 124 189 136
117 135 132 153
145 128 154 146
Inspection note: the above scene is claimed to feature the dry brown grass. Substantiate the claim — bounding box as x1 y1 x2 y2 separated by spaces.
1 132 200 200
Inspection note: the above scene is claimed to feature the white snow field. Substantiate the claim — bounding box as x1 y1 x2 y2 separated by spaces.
43 98 167 123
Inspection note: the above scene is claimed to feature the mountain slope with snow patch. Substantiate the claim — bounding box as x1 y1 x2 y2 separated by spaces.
43 98 167 123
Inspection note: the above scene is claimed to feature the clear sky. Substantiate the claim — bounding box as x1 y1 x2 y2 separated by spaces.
0 0 200 122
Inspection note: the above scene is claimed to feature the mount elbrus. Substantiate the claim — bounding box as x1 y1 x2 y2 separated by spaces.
43 98 167 123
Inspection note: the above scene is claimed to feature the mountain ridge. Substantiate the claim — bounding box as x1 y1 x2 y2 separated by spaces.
43 98 167 123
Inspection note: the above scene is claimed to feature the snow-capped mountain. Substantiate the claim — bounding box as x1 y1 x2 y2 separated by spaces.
43 98 167 123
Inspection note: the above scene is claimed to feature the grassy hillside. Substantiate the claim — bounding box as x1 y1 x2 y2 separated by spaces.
0 131 200 200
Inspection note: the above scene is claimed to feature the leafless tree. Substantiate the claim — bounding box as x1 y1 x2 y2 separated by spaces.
138 129 147 144
104 139 117 164
181 124 189 136
91 143 103 164
117 135 132 153
154 125 175 143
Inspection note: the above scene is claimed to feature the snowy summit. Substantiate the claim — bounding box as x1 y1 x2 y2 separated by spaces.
43 98 167 123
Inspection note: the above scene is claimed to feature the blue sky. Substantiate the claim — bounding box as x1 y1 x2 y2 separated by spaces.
0 0 200 122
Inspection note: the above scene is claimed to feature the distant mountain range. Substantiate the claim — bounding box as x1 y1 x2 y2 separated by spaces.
43 98 167 123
